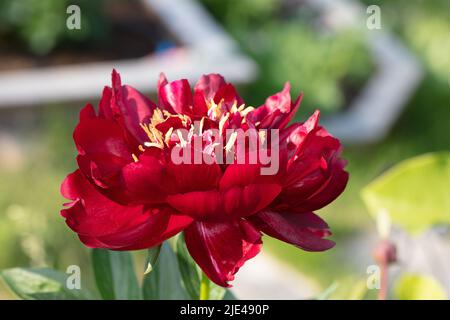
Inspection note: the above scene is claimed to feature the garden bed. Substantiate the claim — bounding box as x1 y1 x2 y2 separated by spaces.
0 0 175 72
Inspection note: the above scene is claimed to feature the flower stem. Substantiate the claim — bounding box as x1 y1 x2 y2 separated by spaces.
199 272 210 300
378 259 388 300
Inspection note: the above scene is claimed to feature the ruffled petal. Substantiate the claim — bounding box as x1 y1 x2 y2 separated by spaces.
61 170 192 250
249 210 335 251
74 117 132 187
61 170 147 237
247 83 302 129
184 219 261 287
193 74 226 115
119 150 168 204
100 70 157 145
194 74 226 102
277 111 348 211
158 76 193 115
91 208 193 250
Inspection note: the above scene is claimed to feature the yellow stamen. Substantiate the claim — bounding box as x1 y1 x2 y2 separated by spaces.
225 132 238 152
176 129 187 147
165 127 174 146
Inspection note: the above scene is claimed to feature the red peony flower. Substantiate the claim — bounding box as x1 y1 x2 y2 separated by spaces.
61 70 348 287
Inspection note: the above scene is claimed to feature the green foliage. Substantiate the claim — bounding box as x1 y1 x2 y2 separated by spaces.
1 238 234 300
394 273 447 300
0 0 108 55
360 0 450 83
175 234 201 299
362 152 450 233
144 245 162 274
200 0 373 115
0 267 91 300
142 242 188 300
91 249 141 300
253 23 371 115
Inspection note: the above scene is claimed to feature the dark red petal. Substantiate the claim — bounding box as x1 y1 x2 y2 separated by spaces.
222 183 281 218
264 82 292 113
167 183 280 219
292 162 349 212
98 86 114 119
220 164 272 190
61 170 191 250
285 110 320 156
166 162 222 194
79 103 96 120
108 70 157 144
92 208 193 250
249 210 335 252
280 116 348 211
74 117 132 187
247 83 302 129
194 74 226 101
167 191 222 219
74 117 131 160
159 78 193 114
74 117 131 170
214 83 244 112
61 170 147 237
184 219 262 287
119 151 168 204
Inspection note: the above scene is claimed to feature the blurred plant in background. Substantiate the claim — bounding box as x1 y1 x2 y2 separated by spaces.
0 0 107 56
200 0 373 116
360 0 450 84
362 152 450 299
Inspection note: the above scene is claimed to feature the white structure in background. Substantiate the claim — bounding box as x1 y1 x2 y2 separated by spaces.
308 0 423 144
0 0 257 108
0 0 422 145
231 251 320 300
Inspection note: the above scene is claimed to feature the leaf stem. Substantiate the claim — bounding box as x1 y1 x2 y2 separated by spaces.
199 271 210 300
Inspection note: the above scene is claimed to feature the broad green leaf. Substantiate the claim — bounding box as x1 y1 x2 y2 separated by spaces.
91 249 141 300
175 234 201 299
142 241 188 300
144 245 162 275
362 152 450 233
0 268 91 300
394 273 447 300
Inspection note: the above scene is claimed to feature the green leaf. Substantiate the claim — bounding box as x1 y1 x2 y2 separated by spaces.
394 273 447 300
209 284 227 300
91 249 141 300
175 234 201 299
142 242 188 300
144 245 162 275
362 152 450 233
0 268 91 300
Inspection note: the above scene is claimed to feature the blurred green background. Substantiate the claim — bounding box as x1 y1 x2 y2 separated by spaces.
0 0 449 299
